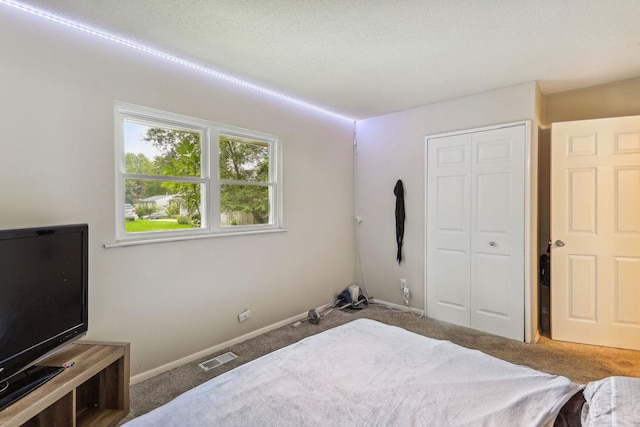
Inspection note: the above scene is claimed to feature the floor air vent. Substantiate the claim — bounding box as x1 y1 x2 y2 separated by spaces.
199 352 238 371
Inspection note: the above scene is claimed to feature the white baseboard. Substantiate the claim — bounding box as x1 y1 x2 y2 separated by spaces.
130 304 326 385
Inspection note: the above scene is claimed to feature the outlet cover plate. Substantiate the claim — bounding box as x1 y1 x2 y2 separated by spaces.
238 309 251 322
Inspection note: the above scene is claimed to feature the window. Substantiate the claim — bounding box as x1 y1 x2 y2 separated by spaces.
114 103 281 244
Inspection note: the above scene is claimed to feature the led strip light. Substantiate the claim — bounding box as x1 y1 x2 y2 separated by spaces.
0 0 355 122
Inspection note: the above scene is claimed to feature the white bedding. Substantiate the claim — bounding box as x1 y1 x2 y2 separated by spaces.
124 319 582 426
581 376 640 426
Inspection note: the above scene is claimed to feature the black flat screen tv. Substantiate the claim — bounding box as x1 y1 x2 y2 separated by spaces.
0 224 88 410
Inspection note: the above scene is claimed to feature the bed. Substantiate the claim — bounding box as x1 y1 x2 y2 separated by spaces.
123 319 639 426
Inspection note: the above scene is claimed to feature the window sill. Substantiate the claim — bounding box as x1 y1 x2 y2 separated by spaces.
103 227 287 248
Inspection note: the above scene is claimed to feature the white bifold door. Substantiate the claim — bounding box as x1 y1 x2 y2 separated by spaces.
551 116 640 351
426 124 525 341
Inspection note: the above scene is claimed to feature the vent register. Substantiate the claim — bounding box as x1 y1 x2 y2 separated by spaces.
199 352 238 371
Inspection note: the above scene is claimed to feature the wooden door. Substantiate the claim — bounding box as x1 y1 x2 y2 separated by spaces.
551 116 640 350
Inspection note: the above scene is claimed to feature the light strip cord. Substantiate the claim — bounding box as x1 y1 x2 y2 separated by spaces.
0 0 355 123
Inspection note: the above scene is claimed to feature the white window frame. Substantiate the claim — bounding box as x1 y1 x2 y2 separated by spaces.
111 102 283 246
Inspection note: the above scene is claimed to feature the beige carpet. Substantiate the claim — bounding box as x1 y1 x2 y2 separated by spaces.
119 304 640 424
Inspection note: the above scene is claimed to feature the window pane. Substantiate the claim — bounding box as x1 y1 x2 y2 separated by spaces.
221 184 270 226
125 121 201 178
219 135 269 182
124 179 202 232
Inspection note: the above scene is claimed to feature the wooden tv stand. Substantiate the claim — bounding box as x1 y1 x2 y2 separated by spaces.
0 341 130 427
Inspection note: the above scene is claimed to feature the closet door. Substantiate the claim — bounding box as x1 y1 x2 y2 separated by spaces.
426 134 471 326
426 124 525 341
469 126 525 341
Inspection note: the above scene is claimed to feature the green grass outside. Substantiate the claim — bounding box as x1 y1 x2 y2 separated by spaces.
125 219 196 233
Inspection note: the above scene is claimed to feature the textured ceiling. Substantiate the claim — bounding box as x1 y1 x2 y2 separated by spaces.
14 0 640 119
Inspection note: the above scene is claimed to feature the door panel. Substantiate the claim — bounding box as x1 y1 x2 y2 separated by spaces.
613 257 640 324
476 173 510 232
427 135 471 326
437 175 466 231
567 168 597 234
475 252 510 318
470 126 525 341
567 254 597 321
434 248 468 311
614 167 640 232
551 115 640 350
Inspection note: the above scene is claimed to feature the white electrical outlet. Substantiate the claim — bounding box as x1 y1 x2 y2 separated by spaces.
238 309 251 322
400 279 409 306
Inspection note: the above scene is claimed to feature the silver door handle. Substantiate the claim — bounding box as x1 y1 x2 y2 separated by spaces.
554 239 565 247
489 241 496 246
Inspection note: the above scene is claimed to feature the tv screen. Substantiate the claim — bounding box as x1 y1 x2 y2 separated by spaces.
0 224 88 405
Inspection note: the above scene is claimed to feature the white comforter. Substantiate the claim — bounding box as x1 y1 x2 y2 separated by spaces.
125 319 582 426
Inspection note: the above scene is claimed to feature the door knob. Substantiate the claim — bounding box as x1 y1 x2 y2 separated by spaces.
489 241 497 246
554 239 565 247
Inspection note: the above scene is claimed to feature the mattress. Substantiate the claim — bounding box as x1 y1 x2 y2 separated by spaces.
124 319 583 426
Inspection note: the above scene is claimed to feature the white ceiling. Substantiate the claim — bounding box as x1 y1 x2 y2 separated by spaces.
17 0 640 120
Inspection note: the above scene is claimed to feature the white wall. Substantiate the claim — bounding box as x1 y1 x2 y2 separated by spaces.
355 82 538 330
0 8 355 377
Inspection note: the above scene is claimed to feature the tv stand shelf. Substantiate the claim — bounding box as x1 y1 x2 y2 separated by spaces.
0 341 129 427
